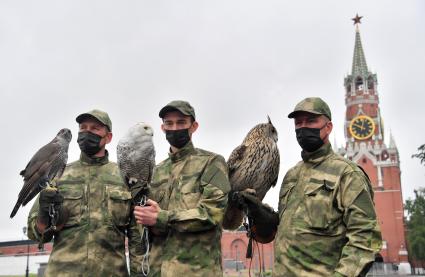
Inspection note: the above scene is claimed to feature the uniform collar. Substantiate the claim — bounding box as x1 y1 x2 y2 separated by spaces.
301 143 333 164
80 150 109 165
169 141 195 162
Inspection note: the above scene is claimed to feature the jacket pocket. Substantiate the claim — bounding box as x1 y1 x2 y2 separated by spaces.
181 191 201 209
304 179 335 230
150 178 170 210
60 185 84 227
107 187 132 226
153 189 166 203
180 176 201 209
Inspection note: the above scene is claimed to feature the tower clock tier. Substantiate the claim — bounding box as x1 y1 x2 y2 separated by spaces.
349 115 375 140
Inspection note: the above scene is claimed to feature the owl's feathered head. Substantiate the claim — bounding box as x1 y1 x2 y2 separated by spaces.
121 122 154 144
243 116 278 143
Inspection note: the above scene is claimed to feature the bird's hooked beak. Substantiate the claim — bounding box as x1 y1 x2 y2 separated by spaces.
144 126 154 136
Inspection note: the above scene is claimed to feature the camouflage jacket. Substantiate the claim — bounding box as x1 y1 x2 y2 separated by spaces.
275 143 382 277
27 151 144 277
148 142 230 277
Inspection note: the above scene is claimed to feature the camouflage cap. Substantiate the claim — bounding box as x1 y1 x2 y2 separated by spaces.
76 109 112 131
287 97 332 120
159 100 196 120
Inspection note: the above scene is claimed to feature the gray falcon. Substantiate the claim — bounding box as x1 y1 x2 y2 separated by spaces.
10 128 72 218
222 116 280 230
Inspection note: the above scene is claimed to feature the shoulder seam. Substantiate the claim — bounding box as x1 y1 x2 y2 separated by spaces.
330 154 362 173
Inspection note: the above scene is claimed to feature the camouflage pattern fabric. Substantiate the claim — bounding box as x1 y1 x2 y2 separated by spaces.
76 109 113 131
27 151 144 277
274 143 382 277
148 141 230 277
287 97 332 120
158 100 196 120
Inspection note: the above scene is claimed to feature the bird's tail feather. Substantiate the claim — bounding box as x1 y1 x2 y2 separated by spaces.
222 206 244 230
10 201 21 218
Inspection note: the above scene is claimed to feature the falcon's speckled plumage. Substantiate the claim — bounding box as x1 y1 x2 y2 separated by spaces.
117 122 155 187
223 116 280 230
10 128 72 218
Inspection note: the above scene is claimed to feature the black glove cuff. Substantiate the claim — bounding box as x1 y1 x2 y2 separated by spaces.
128 181 150 204
38 189 64 228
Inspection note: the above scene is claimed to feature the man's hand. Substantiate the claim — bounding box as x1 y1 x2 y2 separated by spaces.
134 199 161 226
125 179 149 204
227 189 258 210
239 191 279 243
226 190 244 209
37 188 67 233
239 190 264 211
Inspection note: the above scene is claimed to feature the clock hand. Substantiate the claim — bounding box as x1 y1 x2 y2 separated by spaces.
353 123 363 129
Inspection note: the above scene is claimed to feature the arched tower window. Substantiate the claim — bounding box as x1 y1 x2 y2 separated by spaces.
367 76 374 91
355 77 364 91
347 84 351 95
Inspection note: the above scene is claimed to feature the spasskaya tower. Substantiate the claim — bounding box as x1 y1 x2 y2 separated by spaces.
339 14 410 270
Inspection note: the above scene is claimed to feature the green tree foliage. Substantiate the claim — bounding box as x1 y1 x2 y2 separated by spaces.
412 144 425 165
405 188 425 268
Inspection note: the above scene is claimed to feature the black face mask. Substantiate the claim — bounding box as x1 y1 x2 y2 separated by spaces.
296 124 327 152
77 131 103 156
165 128 191 149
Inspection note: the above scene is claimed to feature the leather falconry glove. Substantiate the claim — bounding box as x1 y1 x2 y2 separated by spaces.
125 178 150 205
239 191 279 243
38 188 68 230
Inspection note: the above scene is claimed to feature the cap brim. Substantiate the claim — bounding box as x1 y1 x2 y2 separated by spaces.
76 113 105 126
159 106 190 118
287 110 322 118
76 113 94 123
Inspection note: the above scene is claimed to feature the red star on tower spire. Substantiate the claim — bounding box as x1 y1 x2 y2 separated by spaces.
352 14 363 25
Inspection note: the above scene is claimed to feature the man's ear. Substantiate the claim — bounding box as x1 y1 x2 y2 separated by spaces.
326 121 333 134
322 120 333 143
189 121 199 135
105 132 113 144
161 123 166 133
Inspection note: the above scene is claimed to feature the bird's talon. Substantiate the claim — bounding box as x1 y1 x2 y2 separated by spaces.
38 182 47 189
244 188 257 196
50 180 58 188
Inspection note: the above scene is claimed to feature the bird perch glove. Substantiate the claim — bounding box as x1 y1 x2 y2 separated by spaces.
38 189 67 229
125 179 149 205
240 191 279 243
227 190 247 209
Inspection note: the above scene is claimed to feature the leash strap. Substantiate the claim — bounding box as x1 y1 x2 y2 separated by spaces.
137 195 150 276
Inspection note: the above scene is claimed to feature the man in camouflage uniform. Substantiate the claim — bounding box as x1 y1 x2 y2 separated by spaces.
27 109 143 276
134 100 231 277
272 97 382 276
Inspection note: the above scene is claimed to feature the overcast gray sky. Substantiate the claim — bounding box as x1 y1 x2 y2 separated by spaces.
1 0 424 241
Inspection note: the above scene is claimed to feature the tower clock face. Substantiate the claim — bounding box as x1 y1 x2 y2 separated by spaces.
349 115 375 140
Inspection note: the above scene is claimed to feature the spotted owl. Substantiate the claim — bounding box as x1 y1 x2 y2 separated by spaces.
222 116 280 230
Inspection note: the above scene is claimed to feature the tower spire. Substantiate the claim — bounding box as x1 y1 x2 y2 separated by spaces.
389 130 398 149
351 14 368 77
